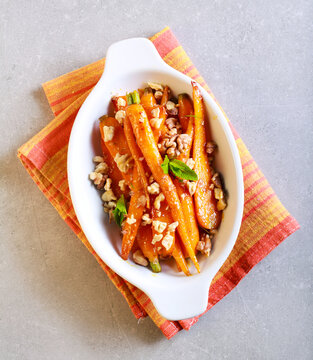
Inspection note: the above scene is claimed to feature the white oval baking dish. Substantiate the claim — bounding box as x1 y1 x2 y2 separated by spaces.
67 38 244 320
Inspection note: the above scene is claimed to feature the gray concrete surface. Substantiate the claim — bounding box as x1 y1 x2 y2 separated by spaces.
1 0 312 359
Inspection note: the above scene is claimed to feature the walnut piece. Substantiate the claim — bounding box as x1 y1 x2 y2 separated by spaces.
126 214 136 225
147 182 160 195
133 250 148 267
115 110 126 124
93 156 104 163
154 193 165 210
141 213 152 226
162 233 174 251
152 220 167 233
114 153 133 173
206 141 217 155
148 82 163 91
152 233 163 244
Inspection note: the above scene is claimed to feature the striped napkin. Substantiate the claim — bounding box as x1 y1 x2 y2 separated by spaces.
17 27 299 339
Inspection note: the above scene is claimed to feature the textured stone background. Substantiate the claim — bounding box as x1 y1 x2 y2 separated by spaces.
1 1 312 359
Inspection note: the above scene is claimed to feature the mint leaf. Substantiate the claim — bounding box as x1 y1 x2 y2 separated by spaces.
169 159 198 181
161 155 170 174
112 195 127 227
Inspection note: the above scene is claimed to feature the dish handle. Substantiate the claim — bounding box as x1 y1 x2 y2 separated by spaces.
100 38 166 83
148 279 211 321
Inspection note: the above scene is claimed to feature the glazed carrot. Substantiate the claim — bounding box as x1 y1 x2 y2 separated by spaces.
174 179 199 253
111 95 149 204
99 137 124 198
174 93 200 252
160 85 169 106
151 201 175 258
126 104 200 272
192 81 221 230
99 116 133 185
172 236 190 276
140 87 156 109
178 93 194 133
136 225 161 273
123 116 150 208
121 167 146 260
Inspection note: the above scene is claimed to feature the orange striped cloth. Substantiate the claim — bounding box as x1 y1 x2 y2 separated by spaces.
18 27 299 339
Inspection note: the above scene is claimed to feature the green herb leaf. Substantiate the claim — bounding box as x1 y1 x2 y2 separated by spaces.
131 90 140 104
126 93 133 105
169 159 198 181
161 155 170 174
184 115 200 118
112 195 127 227
161 155 198 181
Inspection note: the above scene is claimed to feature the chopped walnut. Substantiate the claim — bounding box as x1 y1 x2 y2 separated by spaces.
118 179 126 192
211 173 222 188
151 107 160 118
187 181 197 196
168 128 178 136
152 220 167 233
165 117 180 130
101 189 117 202
152 233 163 244
96 177 107 190
89 171 103 184
126 214 136 225
177 134 191 153
206 141 217 155
115 110 126 124
95 162 108 174
166 101 178 116
150 117 163 129
154 90 163 101
196 240 205 252
142 213 152 226
104 178 112 191
114 153 133 173
133 250 148 267
137 195 147 207
93 155 104 163
186 158 195 170
162 233 174 250
199 233 212 256
217 198 227 211
214 187 224 200
154 193 165 210
167 147 179 159
102 126 115 142
147 182 160 195
148 82 163 91
117 97 126 108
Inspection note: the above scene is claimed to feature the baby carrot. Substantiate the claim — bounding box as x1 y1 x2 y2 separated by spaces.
126 104 200 272
172 236 190 276
192 81 221 230
151 200 175 258
174 179 199 253
99 116 133 185
136 225 161 273
140 87 157 109
121 167 146 260
123 115 150 208
175 93 199 252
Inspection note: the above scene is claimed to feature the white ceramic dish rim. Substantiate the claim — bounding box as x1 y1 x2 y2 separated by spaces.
67 38 244 320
